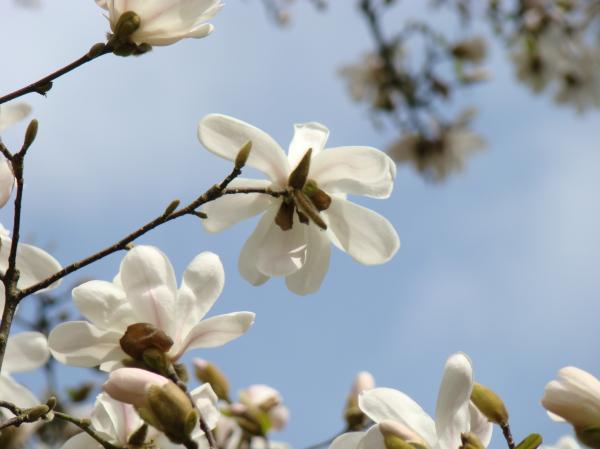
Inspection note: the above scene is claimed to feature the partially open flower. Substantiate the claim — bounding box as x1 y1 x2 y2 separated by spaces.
345 371 376 430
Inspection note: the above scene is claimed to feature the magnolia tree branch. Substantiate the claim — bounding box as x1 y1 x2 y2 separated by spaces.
0 43 112 105
501 423 516 449
54 411 125 449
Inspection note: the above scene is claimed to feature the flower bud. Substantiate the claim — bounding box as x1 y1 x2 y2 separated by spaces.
113 11 141 43
471 383 509 425
288 148 312 189
235 140 252 169
514 433 543 449
194 359 230 402
345 371 375 430
460 433 486 449
380 421 424 449
275 200 295 231
119 322 173 361
103 367 169 408
22 119 38 152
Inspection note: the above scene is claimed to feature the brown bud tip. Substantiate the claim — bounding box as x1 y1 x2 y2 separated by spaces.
45 396 58 410
275 200 295 231
127 424 149 446
288 148 312 189
235 140 252 169
576 427 600 449
146 382 196 444
120 322 173 361
310 188 332 211
23 119 38 151
471 383 509 426
515 434 543 449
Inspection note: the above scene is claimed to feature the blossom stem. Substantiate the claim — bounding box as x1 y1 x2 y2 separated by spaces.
0 43 112 106
223 187 286 197
54 411 125 449
501 423 515 449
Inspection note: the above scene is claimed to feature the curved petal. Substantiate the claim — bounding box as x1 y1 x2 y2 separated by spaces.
92 393 141 443
325 198 400 265
0 158 15 208
119 245 178 336
358 425 386 449
0 235 62 290
59 432 98 449
72 280 134 331
0 102 32 134
0 374 39 408
174 312 255 359
202 178 274 233
198 114 290 185
4 331 49 374
287 122 329 170
359 388 437 448
256 218 308 277
285 225 330 295
238 207 277 286
330 432 366 449
435 353 474 449
311 146 396 199
191 383 220 429
48 321 124 368
176 252 225 340
468 402 493 447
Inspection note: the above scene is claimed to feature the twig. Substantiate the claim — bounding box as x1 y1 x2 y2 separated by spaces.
223 187 286 197
501 423 516 449
0 43 112 105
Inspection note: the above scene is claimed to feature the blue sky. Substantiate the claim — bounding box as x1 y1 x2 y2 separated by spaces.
1 2 600 449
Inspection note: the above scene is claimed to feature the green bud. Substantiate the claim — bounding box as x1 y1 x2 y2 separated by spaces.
144 382 196 444
235 140 252 169
22 119 38 151
288 148 312 189
45 396 57 410
576 426 600 449
471 383 509 425
174 363 189 384
25 405 50 421
142 348 171 374
515 434 543 449
194 359 230 402
164 199 180 216
113 11 141 42
460 433 486 449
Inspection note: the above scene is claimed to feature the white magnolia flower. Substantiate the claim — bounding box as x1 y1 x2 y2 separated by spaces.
59 391 215 449
49 246 255 370
0 158 15 208
330 353 493 449
542 367 600 429
0 102 31 135
238 384 290 431
198 114 399 295
96 0 224 46
541 436 582 449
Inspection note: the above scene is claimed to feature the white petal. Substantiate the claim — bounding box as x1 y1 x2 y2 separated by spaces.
358 426 386 449
285 225 330 295
91 393 141 444
468 402 493 447
311 146 396 198
435 353 474 449
0 102 32 134
3 331 49 373
59 432 98 449
119 245 178 336
359 388 437 448
330 431 366 449
174 312 255 359
325 198 400 265
256 217 308 277
202 178 274 233
48 321 124 368
176 252 225 341
0 234 62 290
0 374 39 408
0 159 15 208
72 280 134 331
238 208 276 286
191 383 220 429
287 122 329 170
198 114 290 185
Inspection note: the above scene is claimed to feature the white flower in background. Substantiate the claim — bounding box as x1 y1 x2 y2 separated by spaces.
345 371 376 430
554 49 600 113
330 353 493 449
541 436 582 449
238 384 290 431
49 246 255 370
542 366 600 435
96 0 224 47
0 102 31 135
0 159 15 209
198 114 399 295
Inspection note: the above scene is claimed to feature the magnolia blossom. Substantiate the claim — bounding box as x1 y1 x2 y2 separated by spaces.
238 384 290 431
330 353 493 449
49 246 254 370
198 114 399 295
542 367 600 430
96 0 224 47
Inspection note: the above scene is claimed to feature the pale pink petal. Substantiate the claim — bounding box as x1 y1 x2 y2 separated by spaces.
104 368 169 408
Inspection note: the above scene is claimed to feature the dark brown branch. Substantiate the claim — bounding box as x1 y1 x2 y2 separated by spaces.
501 423 516 449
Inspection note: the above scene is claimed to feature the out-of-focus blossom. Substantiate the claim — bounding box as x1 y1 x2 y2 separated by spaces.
345 371 376 430
198 114 399 295
330 353 493 449
541 436 582 449
49 246 254 370
0 159 15 209
95 0 224 47
451 36 487 63
0 102 31 135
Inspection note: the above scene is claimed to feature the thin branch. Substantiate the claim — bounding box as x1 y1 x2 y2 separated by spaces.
501 423 516 449
223 187 286 197
0 43 112 105
54 411 125 449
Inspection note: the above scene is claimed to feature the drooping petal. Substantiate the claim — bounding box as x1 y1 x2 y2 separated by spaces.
198 114 290 185
0 234 62 290
173 312 255 359
0 374 39 408
256 217 308 277
435 353 474 449
49 321 124 368
287 122 329 170
0 158 15 208
359 388 437 448
0 102 32 134
238 207 277 286
310 146 396 198
202 178 274 233
330 431 366 449
119 245 178 337
176 252 225 340
325 198 400 265
191 383 220 429
72 280 135 331
358 425 386 449
59 432 98 449
468 402 493 447
3 331 49 374
285 225 330 295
